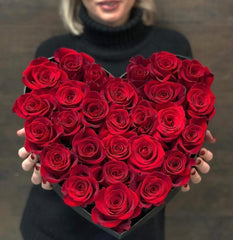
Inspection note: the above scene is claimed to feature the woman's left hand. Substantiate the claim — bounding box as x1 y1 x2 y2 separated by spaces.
181 130 216 192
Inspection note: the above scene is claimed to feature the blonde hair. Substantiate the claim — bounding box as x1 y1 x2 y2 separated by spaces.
60 0 157 35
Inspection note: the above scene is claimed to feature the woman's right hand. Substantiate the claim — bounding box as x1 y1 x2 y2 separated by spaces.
17 128 52 190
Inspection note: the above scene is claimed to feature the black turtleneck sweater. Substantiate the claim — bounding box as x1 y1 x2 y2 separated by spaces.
20 6 192 240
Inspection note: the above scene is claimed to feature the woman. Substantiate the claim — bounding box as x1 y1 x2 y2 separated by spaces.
18 0 216 239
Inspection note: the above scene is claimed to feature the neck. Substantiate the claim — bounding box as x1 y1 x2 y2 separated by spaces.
79 5 151 49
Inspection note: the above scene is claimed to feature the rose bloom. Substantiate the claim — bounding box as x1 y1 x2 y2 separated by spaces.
177 118 207 154
179 59 214 88
126 55 150 96
131 100 157 135
162 150 195 187
24 116 63 154
149 51 182 82
102 160 131 186
144 80 186 109
91 182 141 232
40 143 77 183
186 83 216 120
129 55 150 67
106 107 131 135
62 165 99 207
55 80 86 110
126 62 150 97
136 172 172 208
82 91 109 128
53 109 83 144
154 105 186 142
54 47 94 80
72 128 106 165
84 63 108 91
22 57 68 89
12 92 57 119
129 135 165 173
103 134 131 161
104 78 138 110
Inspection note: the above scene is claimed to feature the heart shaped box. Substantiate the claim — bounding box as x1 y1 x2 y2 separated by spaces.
44 54 191 239
22 54 193 239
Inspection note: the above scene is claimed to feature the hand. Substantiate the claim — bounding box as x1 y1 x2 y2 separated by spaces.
181 129 216 192
17 128 52 190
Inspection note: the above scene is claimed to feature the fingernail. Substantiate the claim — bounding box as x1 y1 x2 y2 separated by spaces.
191 169 196 175
184 184 188 188
17 129 21 134
196 159 202 165
35 164 40 171
200 150 205 156
31 154 35 160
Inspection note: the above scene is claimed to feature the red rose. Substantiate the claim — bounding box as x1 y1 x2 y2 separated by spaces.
84 64 108 91
179 59 214 88
53 109 83 140
54 48 95 80
39 143 77 183
105 107 131 135
72 128 106 165
149 51 182 82
177 119 207 154
144 80 186 109
24 117 63 154
131 100 157 135
62 165 99 207
82 91 109 128
136 172 172 208
162 150 195 187
55 80 86 109
12 92 57 119
129 135 165 173
154 105 186 142
22 57 68 89
103 134 131 161
129 55 150 67
126 63 150 90
102 161 131 186
91 183 141 232
186 83 216 120
104 78 138 110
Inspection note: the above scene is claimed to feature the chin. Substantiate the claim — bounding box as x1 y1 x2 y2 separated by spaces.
97 11 128 26
101 15 122 25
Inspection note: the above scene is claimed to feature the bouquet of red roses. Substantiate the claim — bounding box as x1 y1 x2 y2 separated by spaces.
13 48 215 234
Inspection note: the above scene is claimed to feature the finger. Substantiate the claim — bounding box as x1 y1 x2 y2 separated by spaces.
205 130 216 143
199 148 213 162
181 183 190 192
17 128 25 137
31 163 43 185
196 157 210 174
21 153 38 171
41 179 53 190
190 168 202 184
18 147 30 159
